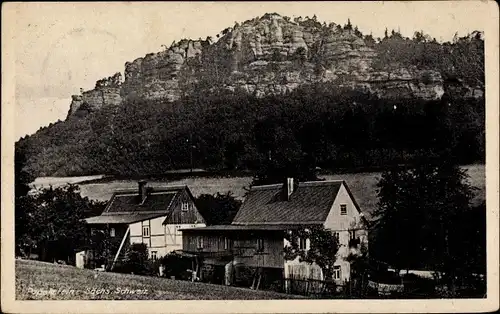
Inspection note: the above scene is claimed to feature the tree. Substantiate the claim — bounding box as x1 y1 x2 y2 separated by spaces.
353 26 363 38
344 18 353 31
345 241 370 297
15 184 106 261
15 144 36 256
195 192 242 225
372 153 478 296
15 146 34 198
450 31 485 88
284 226 340 279
123 243 150 274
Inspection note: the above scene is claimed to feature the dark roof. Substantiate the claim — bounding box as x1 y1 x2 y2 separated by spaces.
232 180 346 225
103 192 176 214
102 186 185 215
85 213 166 224
180 224 308 232
85 185 190 225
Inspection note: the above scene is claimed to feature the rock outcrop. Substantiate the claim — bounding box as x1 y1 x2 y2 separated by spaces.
66 13 480 118
67 73 122 118
121 39 205 102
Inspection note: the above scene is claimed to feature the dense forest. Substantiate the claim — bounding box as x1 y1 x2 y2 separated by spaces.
17 83 484 178
16 23 484 178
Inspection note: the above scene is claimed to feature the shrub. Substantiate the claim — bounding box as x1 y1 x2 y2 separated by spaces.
121 243 150 275
159 252 193 280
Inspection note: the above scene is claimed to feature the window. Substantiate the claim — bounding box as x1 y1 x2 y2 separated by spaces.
299 237 307 250
181 202 189 212
110 228 115 237
333 266 341 280
151 251 157 261
340 204 347 215
256 238 264 252
142 226 150 237
349 230 356 240
224 237 231 250
197 236 204 249
333 232 340 242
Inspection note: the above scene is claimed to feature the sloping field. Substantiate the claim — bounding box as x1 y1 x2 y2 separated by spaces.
31 175 105 188
34 164 485 220
16 260 302 300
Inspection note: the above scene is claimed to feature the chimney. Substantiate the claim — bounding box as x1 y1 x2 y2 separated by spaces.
138 180 148 204
284 177 294 201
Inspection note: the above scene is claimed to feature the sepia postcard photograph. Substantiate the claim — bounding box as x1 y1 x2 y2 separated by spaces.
2 1 499 313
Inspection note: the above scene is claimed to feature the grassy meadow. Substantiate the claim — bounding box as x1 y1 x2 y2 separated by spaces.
32 164 485 220
16 260 302 300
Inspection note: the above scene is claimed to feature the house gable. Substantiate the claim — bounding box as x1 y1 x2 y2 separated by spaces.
323 182 363 231
162 187 206 225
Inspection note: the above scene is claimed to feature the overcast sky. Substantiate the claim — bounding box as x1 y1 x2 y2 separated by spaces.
11 1 491 139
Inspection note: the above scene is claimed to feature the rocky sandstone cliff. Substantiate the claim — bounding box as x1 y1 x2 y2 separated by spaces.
68 13 473 118
68 73 122 117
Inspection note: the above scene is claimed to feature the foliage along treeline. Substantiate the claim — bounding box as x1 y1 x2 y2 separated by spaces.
372 152 486 296
17 81 484 178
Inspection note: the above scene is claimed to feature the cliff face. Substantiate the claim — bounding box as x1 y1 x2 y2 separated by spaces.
68 73 122 118
67 13 477 117
121 39 205 102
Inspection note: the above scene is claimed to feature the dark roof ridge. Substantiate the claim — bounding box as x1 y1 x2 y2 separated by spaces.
113 185 187 195
299 180 344 186
250 179 344 191
250 183 283 191
232 221 322 225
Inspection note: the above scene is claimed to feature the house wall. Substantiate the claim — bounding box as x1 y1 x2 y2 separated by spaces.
281 183 369 284
183 233 227 253
322 182 369 284
164 189 205 224
182 231 284 269
233 232 284 269
130 219 205 258
128 189 205 259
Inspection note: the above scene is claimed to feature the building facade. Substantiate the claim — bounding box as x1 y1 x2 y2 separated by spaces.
181 179 369 288
84 181 205 268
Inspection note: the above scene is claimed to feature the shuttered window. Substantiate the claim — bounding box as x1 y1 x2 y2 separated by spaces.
256 238 264 252
142 226 150 237
340 204 347 215
299 237 307 250
197 236 204 249
333 266 341 280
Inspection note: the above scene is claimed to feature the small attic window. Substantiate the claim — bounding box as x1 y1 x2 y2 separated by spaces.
181 202 189 212
340 204 347 215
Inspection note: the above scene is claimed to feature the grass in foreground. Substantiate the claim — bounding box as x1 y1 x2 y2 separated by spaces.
16 260 303 300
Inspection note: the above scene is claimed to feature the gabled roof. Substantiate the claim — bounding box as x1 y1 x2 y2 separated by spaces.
232 180 357 225
180 224 308 232
85 185 192 225
85 213 167 224
102 191 177 215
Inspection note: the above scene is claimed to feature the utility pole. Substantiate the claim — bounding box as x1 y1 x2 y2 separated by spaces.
187 133 194 173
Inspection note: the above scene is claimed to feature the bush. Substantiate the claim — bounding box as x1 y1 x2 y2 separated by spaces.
159 252 193 280
234 265 256 288
118 243 153 275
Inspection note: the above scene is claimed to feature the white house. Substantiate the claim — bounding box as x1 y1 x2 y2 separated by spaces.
181 178 368 288
84 181 205 268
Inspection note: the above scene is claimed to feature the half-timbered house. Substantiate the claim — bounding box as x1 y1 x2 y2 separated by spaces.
84 181 205 269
